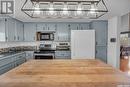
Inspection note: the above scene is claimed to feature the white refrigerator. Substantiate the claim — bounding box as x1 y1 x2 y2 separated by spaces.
71 30 95 59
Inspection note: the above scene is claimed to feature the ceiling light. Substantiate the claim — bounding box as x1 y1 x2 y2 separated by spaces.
63 3 68 16
49 2 54 15
21 0 108 19
77 3 82 15
89 3 98 14
34 2 41 15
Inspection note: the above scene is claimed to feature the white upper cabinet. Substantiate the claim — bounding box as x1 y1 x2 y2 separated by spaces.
0 18 6 42
24 23 36 41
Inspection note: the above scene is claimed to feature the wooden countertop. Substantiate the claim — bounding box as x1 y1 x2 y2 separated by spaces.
0 59 130 87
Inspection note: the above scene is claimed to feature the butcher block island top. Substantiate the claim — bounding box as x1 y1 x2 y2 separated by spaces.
0 59 130 87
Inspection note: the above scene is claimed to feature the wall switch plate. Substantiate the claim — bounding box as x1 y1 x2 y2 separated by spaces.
110 38 116 42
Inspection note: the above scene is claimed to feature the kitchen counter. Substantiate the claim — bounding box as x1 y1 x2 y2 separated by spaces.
0 59 130 87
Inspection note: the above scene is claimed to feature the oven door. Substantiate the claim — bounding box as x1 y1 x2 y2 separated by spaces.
40 33 54 41
34 54 54 59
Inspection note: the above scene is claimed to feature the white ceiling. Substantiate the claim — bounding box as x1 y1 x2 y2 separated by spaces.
14 0 130 22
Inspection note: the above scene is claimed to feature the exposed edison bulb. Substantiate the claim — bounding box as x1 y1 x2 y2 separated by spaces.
34 2 41 15
77 3 82 15
89 3 98 14
63 3 68 15
49 2 54 15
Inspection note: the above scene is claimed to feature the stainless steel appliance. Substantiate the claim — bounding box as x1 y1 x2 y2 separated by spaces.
34 44 56 59
37 32 54 41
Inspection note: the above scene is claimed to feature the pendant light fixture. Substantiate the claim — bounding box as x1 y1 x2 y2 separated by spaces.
21 0 108 19
34 2 41 15
49 2 54 15
63 2 68 16
77 2 82 15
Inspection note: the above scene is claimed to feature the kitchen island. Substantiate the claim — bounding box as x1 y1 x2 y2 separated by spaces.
0 59 130 87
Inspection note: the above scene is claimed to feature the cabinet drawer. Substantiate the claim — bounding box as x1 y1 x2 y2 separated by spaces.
0 63 14 75
55 51 71 59
15 53 26 61
0 57 14 67
15 58 26 67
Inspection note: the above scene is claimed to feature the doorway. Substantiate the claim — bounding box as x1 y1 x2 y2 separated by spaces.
120 31 130 75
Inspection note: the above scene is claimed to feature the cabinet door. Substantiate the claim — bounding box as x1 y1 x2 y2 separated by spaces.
80 23 90 30
24 23 36 41
25 51 34 60
46 24 56 31
36 23 46 31
16 21 24 41
6 18 16 41
55 51 71 59
121 14 129 32
0 18 6 41
55 24 69 41
0 57 14 68
70 24 80 30
91 21 108 46
0 63 14 75
96 46 107 63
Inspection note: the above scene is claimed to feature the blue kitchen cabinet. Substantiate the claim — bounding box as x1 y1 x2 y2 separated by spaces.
6 18 16 41
36 23 47 31
25 51 34 61
0 18 24 42
0 52 26 75
0 18 6 41
15 20 24 41
0 56 14 75
55 51 71 59
46 23 57 31
36 23 57 31
14 53 26 67
24 23 36 41
69 23 90 30
55 23 70 42
91 21 108 46
96 46 107 63
0 63 15 75
70 23 80 30
79 23 90 30
90 21 108 63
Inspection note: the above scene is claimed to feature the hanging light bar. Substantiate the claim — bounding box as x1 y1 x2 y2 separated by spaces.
21 0 108 19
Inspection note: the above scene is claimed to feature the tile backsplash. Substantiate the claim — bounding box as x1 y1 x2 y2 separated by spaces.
0 42 40 48
0 42 40 54
0 41 70 54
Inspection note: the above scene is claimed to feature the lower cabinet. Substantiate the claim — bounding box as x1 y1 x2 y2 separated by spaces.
0 63 14 75
96 46 107 63
0 52 26 75
14 53 26 67
55 51 71 59
25 51 34 60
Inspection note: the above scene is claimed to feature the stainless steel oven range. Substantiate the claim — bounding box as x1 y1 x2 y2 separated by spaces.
34 44 56 59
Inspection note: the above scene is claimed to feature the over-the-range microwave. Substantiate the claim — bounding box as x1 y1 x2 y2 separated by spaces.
37 32 54 41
